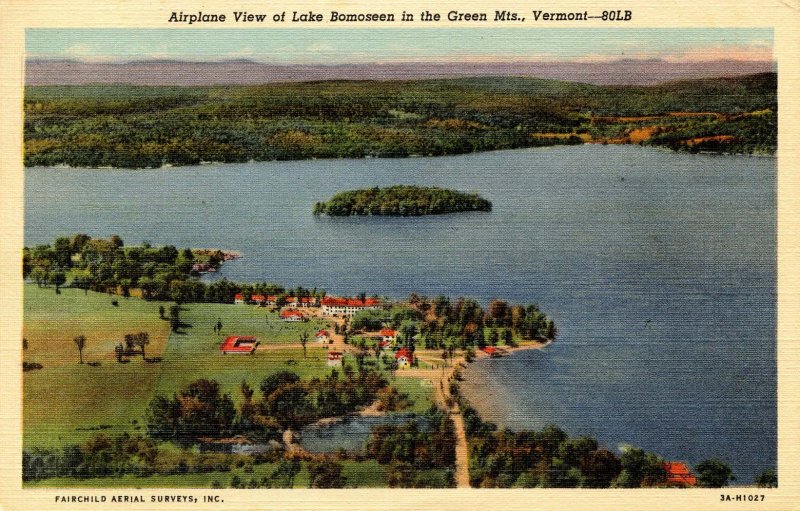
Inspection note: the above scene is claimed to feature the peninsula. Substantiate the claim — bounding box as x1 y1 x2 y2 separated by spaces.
313 186 492 217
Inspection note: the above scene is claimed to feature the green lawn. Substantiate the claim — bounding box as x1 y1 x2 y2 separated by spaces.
23 284 171 448
23 287 335 447
391 377 435 414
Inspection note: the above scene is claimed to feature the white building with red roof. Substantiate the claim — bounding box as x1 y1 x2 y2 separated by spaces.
395 348 414 369
379 328 397 344
321 296 381 317
280 309 304 322
327 351 343 367
315 330 330 343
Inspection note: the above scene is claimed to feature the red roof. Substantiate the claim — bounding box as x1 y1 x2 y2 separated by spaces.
316 330 330 337
380 328 397 337
287 296 317 304
234 293 243 300
327 351 342 359
220 336 259 353
280 309 304 318
481 346 498 354
663 462 697 486
322 296 381 308
395 348 413 360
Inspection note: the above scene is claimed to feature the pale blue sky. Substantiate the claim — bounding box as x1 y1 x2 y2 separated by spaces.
26 28 773 63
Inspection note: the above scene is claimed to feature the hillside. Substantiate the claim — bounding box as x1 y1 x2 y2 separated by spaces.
24 73 776 168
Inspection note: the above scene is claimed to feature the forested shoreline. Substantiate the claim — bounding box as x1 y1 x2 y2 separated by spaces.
24 73 776 168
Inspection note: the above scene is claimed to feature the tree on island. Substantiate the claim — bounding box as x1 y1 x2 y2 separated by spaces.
695 459 736 487
73 335 86 364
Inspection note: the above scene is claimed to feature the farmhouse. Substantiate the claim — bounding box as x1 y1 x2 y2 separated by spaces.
663 462 698 487
219 336 259 354
321 296 381 317
280 309 304 322
379 328 397 344
395 348 413 369
327 351 343 367
315 330 330 343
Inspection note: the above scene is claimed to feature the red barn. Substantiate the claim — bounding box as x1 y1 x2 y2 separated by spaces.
220 336 259 354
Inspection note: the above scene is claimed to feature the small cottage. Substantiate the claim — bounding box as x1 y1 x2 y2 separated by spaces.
315 330 330 343
379 328 397 344
327 351 343 367
395 348 413 369
280 309 304 322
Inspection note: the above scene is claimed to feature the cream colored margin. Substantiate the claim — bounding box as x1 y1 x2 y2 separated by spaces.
0 1 798 509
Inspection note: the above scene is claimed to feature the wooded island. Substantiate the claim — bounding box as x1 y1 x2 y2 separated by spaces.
312 186 492 217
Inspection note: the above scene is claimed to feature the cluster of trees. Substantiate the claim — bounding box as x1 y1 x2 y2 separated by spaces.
22 430 306 484
366 408 456 487
147 369 392 446
24 234 331 306
460 405 759 488
24 74 776 169
313 186 492 217
349 295 556 351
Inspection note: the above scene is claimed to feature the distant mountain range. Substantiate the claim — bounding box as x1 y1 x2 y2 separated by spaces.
25 58 776 86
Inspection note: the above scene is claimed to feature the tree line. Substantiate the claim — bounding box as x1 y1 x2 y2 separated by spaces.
24 74 776 168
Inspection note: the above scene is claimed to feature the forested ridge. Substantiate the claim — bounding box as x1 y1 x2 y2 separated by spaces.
24 73 776 168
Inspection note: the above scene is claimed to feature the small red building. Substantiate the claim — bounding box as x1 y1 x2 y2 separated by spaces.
663 462 698 487
220 336 259 354
327 351 343 367
395 348 413 368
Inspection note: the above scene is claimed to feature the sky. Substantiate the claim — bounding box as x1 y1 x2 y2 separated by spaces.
26 28 773 64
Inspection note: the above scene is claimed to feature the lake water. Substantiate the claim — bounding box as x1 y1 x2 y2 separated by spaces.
299 414 430 454
25 145 776 483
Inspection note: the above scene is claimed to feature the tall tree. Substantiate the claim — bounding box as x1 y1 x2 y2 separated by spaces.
300 331 309 358
73 335 86 364
134 332 150 359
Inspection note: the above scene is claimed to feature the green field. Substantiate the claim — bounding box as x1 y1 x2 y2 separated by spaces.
23 285 172 448
23 284 433 449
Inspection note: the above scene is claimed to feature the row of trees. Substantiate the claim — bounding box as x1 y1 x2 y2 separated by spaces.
313 186 492 217
461 405 750 488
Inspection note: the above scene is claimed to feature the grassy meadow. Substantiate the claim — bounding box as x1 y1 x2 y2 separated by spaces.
23 284 434 451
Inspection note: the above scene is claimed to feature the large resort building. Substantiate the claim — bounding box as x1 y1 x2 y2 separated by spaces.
233 292 382 318
320 296 381 317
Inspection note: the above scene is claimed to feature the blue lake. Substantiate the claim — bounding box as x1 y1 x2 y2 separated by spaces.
25 145 776 483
